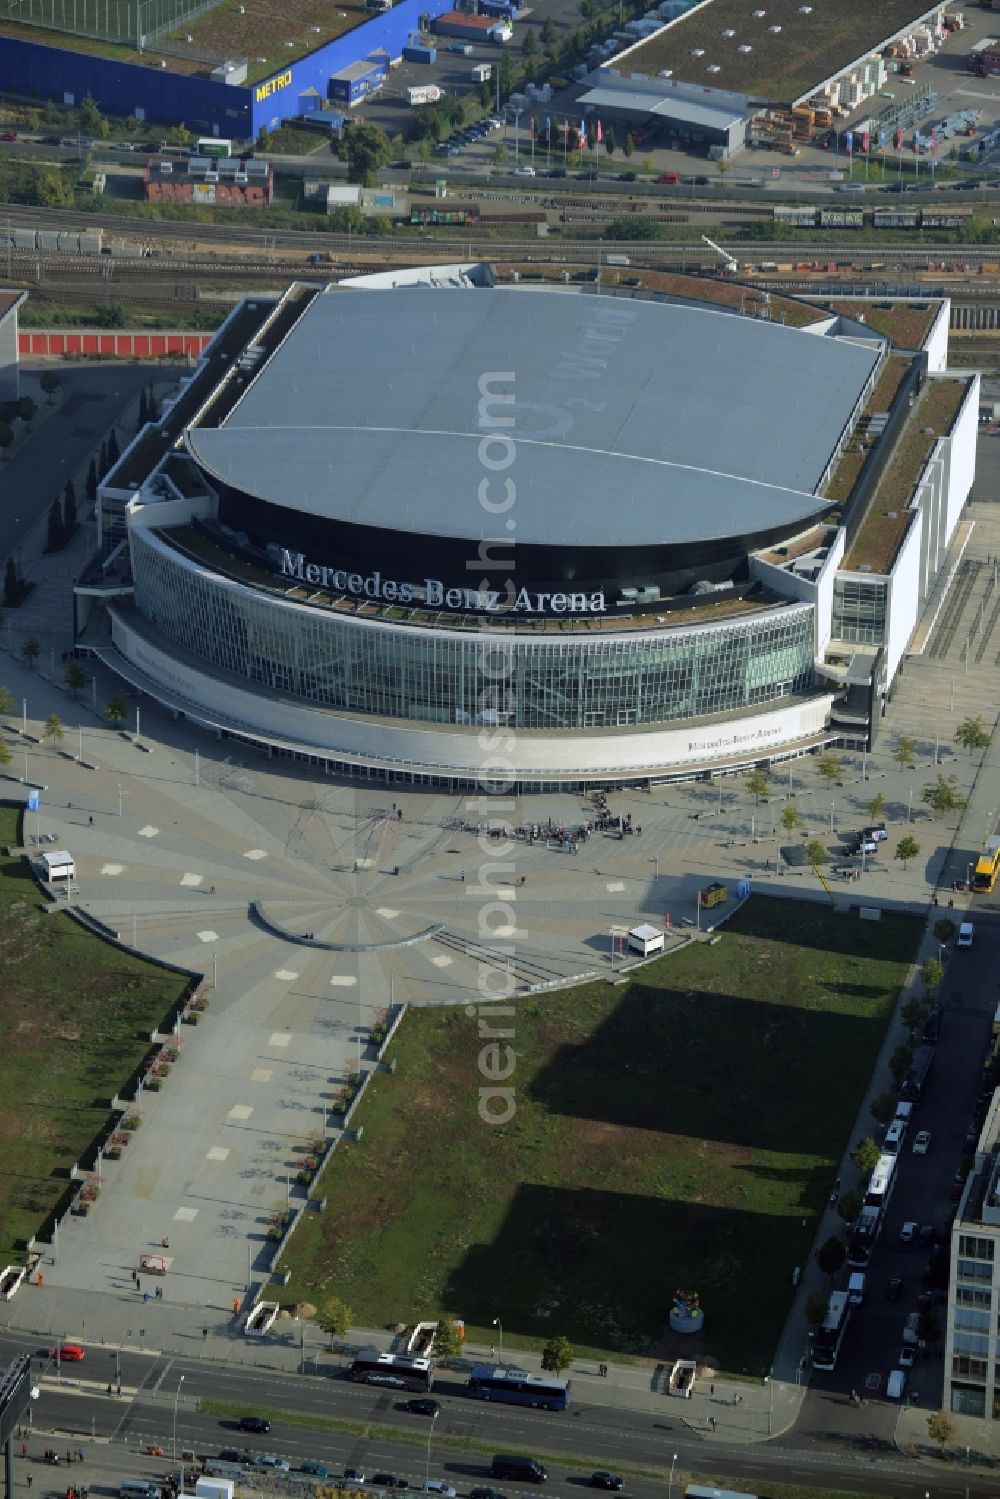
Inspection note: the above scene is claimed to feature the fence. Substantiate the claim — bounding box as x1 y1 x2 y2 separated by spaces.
0 0 226 49
20 330 215 358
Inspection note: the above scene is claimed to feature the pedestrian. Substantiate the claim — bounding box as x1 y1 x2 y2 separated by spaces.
710 1416 717 1432
26 1475 32 1491
106 1383 112 1397
490 1345 496 1359
143 1291 150 1303
88 816 93 827
136 1277 141 1293
155 1285 163 1300
20 1445 26 1459
77 1452 83 1466
710 1383 714 1396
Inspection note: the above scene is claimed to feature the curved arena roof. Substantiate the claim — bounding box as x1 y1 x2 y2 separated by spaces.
186 286 880 550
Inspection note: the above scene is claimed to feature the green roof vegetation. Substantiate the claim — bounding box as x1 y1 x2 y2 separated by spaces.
843 376 971 574
824 354 913 507
623 0 941 106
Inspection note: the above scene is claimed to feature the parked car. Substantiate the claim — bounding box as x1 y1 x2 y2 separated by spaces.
898 1345 917 1368
591 1477 624 1491
899 1220 918 1243
112 140 136 150
218 1450 251 1465
423 1485 456 1497
238 1417 271 1434
301 1463 335 1479
912 1130 932 1155
656 172 680 184
917 1223 935 1246
886 1368 907 1400
0 131 17 141
371 1476 408 1490
254 1456 290 1473
404 1399 441 1417
515 164 536 175
885 1277 903 1301
469 1490 507 1499
343 1471 366 1486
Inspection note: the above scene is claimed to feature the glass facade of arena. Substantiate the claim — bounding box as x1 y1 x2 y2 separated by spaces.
130 528 816 731
831 576 888 646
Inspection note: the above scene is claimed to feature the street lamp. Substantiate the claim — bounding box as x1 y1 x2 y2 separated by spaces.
492 1317 503 1362
668 1453 678 1499
765 1369 773 1436
172 1373 185 1460
424 1408 439 1488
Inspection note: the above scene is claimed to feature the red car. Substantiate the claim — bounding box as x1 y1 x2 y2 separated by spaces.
47 1344 85 1361
0 132 17 142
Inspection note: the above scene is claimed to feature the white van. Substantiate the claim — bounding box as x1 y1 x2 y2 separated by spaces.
894 1100 914 1125
886 1368 906 1400
847 1271 866 1306
120 1484 162 1499
884 1119 905 1155
958 922 974 948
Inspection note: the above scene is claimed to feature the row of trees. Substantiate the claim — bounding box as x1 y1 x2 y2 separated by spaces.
45 480 79 555
309 1298 576 1375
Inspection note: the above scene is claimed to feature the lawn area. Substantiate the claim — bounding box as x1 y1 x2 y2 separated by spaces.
279 897 920 1376
0 802 190 1258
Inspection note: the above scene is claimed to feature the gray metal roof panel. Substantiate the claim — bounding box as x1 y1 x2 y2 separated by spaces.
579 84 745 130
186 287 879 549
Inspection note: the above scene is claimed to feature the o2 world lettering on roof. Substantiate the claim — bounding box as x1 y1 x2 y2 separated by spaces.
256 70 292 103
278 550 606 616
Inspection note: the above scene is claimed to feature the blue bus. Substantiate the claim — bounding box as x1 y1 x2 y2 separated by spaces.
467 1365 570 1410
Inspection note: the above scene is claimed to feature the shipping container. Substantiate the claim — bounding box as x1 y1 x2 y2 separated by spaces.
402 44 437 62
329 57 388 105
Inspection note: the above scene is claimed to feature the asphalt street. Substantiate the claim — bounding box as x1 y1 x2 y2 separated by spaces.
0 1333 993 1499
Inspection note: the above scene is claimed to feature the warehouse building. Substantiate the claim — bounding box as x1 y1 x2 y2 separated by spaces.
75 267 977 790
145 154 273 206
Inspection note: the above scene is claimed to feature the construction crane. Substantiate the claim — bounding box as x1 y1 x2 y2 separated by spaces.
701 234 739 275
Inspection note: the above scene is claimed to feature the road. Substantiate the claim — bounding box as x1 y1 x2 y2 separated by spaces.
0 1334 992 1499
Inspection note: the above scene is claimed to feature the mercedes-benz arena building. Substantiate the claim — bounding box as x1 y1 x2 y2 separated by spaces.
89 270 890 788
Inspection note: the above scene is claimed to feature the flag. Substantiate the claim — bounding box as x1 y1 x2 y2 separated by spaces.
595 118 603 143
578 126 586 149
895 128 903 150
930 128 938 152
845 130 853 153
879 129 887 149
27 790 39 811
545 115 551 139
860 130 869 153
561 117 569 141
914 131 921 152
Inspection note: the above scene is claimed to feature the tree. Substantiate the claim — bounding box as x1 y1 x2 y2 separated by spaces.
34 168 72 208
63 478 77 538
579 0 596 17
417 137 432 165
921 956 943 993
40 371 60 404
257 126 274 152
0 741 10 771
900 995 927 1033
3 557 18 607
522 27 538 58
43 712 64 747
146 385 158 422
623 132 634 159
107 428 120 466
138 386 148 427
870 1093 897 1127
104 304 127 330
0 685 13 717
176 122 191 148
99 439 108 476
921 774 965 818
64 660 90 699
781 803 801 832
604 126 616 160
852 1136 880 1175
17 395 37 425
926 1409 956 1451
316 1294 352 1337
816 751 842 785
804 1290 829 1328
0 422 13 458
895 834 920 870
817 1235 846 1281
933 917 957 944
78 93 103 135
20 637 40 670
342 121 392 185
497 50 514 101
541 16 557 46
103 691 128 727
889 1043 915 1090
892 735 916 770
433 1320 463 1361
955 714 991 756
746 768 769 804
866 791 886 823
493 143 507 167
46 500 62 554
86 458 98 504
836 1189 862 1225
806 838 828 866
540 1335 574 1374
